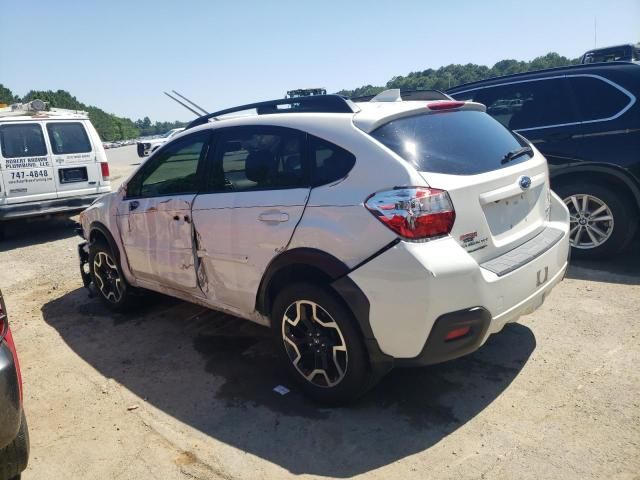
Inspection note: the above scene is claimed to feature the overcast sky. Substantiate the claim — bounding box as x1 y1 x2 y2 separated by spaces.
2 0 638 121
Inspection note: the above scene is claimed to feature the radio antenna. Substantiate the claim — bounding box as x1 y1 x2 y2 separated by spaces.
164 91 201 117
171 90 209 115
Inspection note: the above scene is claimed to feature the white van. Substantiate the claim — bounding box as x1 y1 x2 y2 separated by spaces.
0 100 111 236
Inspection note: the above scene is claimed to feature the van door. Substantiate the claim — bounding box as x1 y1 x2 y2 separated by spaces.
0 122 57 204
45 120 101 198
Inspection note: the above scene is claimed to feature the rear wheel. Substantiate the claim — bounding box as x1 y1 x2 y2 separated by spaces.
271 283 375 404
89 239 135 312
0 412 29 480
555 182 637 259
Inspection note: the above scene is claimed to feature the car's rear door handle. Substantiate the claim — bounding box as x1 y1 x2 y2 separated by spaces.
258 211 289 223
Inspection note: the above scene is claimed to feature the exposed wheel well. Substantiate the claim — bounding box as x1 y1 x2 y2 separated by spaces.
262 264 333 317
551 170 640 215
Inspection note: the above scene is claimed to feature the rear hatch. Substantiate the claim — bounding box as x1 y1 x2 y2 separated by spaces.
369 107 551 263
45 120 103 199
0 121 58 204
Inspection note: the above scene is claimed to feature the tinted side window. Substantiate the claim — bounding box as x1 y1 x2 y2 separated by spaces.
128 135 207 198
46 122 92 154
568 76 630 121
309 135 356 186
472 78 576 130
0 123 48 158
210 127 307 192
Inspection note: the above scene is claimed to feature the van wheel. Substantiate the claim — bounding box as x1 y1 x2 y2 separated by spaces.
0 412 29 480
271 283 375 404
89 240 134 312
555 182 637 259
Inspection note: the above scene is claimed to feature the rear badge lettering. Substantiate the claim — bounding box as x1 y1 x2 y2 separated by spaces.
460 231 488 252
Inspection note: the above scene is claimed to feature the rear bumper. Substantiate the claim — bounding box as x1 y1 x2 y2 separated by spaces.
0 194 104 221
348 192 570 361
0 340 21 450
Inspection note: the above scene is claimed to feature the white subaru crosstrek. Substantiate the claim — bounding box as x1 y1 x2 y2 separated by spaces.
77 90 570 403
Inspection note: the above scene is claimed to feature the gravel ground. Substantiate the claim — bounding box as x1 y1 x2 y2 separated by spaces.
1 145 639 479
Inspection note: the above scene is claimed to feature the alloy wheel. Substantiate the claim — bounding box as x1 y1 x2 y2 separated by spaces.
564 194 614 249
281 300 348 388
93 251 123 303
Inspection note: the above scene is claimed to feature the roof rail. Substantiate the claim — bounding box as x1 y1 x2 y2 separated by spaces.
351 89 451 103
185 94 359 130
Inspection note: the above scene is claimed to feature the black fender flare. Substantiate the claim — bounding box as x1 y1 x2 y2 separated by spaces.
88 221 122 262
256 248 350 315
550 163 640 210
256 247 394 371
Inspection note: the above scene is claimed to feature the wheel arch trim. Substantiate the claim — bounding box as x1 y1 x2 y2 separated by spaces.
551 164 640 211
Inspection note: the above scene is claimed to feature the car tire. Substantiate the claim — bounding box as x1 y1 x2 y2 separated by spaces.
554 182 638 260
0 412 29 480
89 239 135 312
271 283 375 404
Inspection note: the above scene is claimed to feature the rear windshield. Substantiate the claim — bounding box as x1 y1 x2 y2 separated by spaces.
371 110 531 175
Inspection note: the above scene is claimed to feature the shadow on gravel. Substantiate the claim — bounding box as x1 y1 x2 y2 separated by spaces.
42 288 535 477
0 216 77 252
566 237 640 285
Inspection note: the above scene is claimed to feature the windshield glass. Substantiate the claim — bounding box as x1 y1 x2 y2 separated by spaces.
371 110 531 175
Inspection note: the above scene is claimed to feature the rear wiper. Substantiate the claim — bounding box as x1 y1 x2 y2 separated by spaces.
501 146 532 164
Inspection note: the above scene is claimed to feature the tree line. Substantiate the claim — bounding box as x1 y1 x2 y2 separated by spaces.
0 86 185 141
337 52 580 98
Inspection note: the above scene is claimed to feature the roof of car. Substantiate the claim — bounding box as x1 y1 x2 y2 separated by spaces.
446 61 638 93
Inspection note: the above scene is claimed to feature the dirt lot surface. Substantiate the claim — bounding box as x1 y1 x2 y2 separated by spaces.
1 146 639 479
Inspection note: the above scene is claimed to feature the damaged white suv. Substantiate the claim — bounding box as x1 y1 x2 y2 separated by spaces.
78 91 570 403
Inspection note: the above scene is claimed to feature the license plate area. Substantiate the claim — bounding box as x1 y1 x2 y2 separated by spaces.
59 167 88 184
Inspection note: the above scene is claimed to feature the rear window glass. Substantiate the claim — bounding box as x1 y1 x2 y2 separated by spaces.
568 77 630 121
47 122 92 154
0 123 48 158
371 110 531 175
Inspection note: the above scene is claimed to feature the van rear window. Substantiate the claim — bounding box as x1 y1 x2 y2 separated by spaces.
0 123 48 158
371 110 531 175
47 122 92 154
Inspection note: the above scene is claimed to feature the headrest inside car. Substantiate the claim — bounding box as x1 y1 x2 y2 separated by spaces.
245 150 274 184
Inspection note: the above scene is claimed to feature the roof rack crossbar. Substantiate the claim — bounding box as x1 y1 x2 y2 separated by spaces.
185 94 358 130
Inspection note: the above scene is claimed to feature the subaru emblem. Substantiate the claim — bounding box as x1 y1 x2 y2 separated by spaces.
519 176 532 190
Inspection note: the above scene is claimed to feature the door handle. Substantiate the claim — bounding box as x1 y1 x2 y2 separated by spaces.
129 200 139 211
258 211 289 223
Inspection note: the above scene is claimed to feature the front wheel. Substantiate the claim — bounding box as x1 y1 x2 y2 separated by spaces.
555 182 638 260
89 240 135 312
271 283 376 404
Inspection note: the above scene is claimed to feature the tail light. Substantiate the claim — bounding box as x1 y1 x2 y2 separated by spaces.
100 162 110 180
427 101 465 111
365 187 456 240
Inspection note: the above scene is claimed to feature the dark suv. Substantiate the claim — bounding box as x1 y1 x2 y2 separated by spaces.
448 62 640 258
0 290 29 480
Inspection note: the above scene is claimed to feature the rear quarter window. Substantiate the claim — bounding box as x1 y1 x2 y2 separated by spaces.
371 110 531 175
568 76 631 121
46 122 92 154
